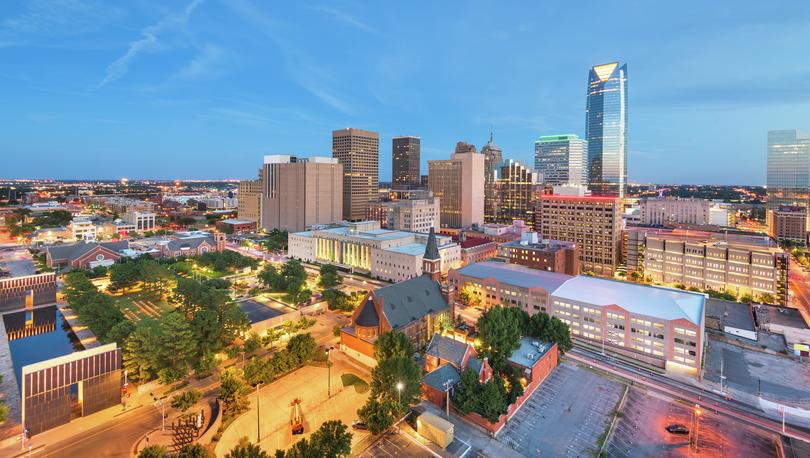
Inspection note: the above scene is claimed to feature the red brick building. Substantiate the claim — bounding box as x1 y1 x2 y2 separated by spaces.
452 232 498 266
216 218 257 235
158 233 226 258
46 241 129 270
498 233 580 275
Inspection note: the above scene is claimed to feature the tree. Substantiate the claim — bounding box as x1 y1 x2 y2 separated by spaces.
459 284 481 308
109 262 139 293
171 388 202 412
478 379 507 423
370 356 421 412
357 397 394 435
226 437 268 458
525 312 572 354
452 368 481 415
220 369 250 418
138 445 168 458
477 306 523 369
286 333 317 365
318 264 342 288
123 319 160 382
374 331 415 361
176 443 214 458
0 401 8 424
264 229 288 252
155 311 197 383
309 420 353 458
106 319 135 344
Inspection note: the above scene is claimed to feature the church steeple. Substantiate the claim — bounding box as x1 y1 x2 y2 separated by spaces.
422 227 442 281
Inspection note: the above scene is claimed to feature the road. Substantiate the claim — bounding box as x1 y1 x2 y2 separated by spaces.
788 257 810 326
567 346 810 443
31 405 160 458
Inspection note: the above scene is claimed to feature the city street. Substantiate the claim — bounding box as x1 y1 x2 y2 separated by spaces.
788 257 810 326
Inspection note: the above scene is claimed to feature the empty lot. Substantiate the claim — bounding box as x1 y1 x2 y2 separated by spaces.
498 361 624 457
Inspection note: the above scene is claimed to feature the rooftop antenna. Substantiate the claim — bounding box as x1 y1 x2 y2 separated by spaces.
489 124 494 143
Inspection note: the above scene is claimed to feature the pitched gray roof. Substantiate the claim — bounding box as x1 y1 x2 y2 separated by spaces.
466 356 483 375
455 261 572 292
47 241 129 262
426 333 468 369
421 363 460 391
375 275 448 329
423 227 440 260
165 235 215 252
355 298 380 327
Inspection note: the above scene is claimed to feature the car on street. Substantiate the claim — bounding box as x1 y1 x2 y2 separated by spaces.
666 424 690 435
352 420 368 430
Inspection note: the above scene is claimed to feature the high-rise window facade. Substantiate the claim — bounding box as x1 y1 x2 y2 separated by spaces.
392 136 421 189
767 129 810 210
481 133 504 223
332 128 380 221
534 134 587 186
586 62 628 198
495 159 542 226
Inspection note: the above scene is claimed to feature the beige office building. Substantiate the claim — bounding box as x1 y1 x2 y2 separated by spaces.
259 155 343 233
238 179 262 224
535 194 622 276
381 196 441 233
638 197 711 226
288 221 461 282
333 128 380 221
624 227 788 305
428 142 485 228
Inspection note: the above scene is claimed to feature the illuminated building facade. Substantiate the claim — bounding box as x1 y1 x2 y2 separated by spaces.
586 62 628 198
333 128 380 222
767 129 810 210
534 134 587 186
494 159 542 227
392 136 421 189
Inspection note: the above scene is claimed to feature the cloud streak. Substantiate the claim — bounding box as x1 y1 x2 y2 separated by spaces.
314 6 379 35
99 0 203 87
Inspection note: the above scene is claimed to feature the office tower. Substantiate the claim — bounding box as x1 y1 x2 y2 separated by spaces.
535 194 622 276
428 142 485 228
481 131 504 223
380 196 441 233
534 134 587 186
625 227 788 306
494 159 542 226
332 128 380 221
237 179 262 224
768 206 808 244
392 136 421 189
259 155 343 232
767 129 810 209
638 197 711 226
585 62 628 198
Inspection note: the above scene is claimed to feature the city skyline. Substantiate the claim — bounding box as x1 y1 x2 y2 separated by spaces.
3 1 810 184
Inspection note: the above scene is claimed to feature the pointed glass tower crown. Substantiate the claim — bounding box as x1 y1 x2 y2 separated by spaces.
482 129 504 223
586 62 628 198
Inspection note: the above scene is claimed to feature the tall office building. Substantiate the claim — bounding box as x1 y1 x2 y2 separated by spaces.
392 136 421 189
585 62 628 198
428 142 485 228
494 159 542 226
332 128 380 221
237 179 262 224
767 129 810 210
534 134 587 186
535 194 622 276
259 155 343 232
482 132 504 223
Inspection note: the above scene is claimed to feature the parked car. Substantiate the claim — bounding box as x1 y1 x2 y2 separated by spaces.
666 424 690 435
351 419 368 430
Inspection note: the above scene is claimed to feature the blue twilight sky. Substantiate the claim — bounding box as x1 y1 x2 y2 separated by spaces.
2 1 810 184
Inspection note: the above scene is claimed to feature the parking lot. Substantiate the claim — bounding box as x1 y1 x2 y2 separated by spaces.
704 337 810 402
497 361 624 457
357 431 433 458
607 387 778 457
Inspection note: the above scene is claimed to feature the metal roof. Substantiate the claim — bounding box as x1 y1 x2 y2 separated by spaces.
425 334 468 368
508 337 554 369
552 276 705 325
454 261 573 292
375 275 449 329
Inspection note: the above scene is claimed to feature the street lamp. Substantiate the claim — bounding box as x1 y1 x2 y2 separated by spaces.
256 383 261 442
326 347 334 398
396 382 404 408
692 404 702 453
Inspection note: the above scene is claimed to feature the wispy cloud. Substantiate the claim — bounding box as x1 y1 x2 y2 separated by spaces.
226 0 356 114
314 6 378 35
172 44 224 80
202 107 281 127
2 0 125 35
99 0 203 87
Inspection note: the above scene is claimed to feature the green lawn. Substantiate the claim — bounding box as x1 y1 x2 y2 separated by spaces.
341 373 369 394
113 291 173 321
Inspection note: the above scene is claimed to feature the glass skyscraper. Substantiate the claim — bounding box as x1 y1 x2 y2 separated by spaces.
585 62 628 198
767 129 810 209
534 134 588 186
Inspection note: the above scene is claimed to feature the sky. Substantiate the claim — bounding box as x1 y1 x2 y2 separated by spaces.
2 1 809 185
